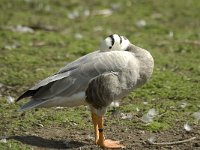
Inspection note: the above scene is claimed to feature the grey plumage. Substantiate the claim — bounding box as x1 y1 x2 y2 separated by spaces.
86 44 153 111
17 42 154 115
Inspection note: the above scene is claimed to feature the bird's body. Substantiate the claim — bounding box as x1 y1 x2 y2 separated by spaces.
17 34 154 148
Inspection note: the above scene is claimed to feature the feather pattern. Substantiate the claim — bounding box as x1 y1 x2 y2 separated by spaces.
17 43 154 113
32 51 134 99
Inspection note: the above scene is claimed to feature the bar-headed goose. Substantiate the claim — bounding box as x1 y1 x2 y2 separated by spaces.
17 34 154 149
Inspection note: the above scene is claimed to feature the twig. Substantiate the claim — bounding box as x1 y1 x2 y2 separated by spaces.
149 137 196 145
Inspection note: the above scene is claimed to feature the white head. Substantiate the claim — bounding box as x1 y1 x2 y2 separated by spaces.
100 34 130 51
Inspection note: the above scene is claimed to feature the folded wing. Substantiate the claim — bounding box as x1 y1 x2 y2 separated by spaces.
17 51 136 109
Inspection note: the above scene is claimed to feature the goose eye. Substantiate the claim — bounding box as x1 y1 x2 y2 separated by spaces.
109 46 112 49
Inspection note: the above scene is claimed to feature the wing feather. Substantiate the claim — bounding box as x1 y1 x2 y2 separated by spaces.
56 51 99 74
17 51 135 103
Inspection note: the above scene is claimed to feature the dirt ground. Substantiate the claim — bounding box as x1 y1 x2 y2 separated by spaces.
8 119 200 150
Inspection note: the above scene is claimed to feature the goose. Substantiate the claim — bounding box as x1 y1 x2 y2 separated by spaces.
16 34 154 149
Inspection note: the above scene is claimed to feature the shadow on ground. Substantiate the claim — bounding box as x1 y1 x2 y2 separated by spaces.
8 135 86 149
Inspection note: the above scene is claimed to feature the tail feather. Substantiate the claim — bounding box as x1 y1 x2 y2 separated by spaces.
16 88 40 102
19 99 48 112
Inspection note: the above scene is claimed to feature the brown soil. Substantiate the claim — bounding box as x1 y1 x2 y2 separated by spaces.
8 122 200 150
3 87 200 149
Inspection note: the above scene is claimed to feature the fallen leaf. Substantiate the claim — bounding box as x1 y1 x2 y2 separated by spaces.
68 11 79 19
147 108 158 117
184 123 192 132
87 134 94 140
135 20 146 28
136 107 140 112
74 33 83 39
141 108 158 123
14 25 34 33
168 31 174 38
0 138 7 143
83 9 90 17
7 96 15 104
121 113 133 120
94 9 113 16
143 101 148 105
147 136 155 144
192 112 200 121
180 102 188 108
93 26 103 32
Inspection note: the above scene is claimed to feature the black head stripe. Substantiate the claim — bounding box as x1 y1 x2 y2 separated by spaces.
120 36 122 44
109 34 115 46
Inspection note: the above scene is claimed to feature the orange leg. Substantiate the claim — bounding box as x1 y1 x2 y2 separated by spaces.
92 113 99 144
92 113 125 149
